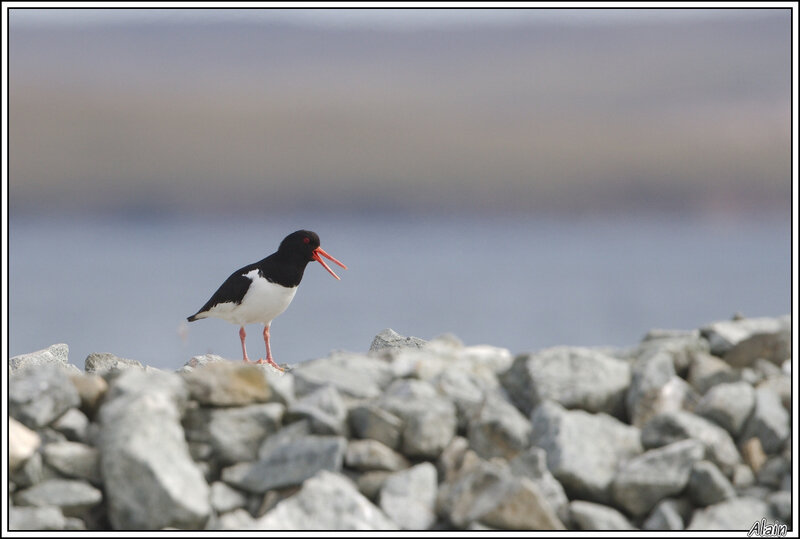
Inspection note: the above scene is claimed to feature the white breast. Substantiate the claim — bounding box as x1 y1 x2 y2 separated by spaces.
205 269 298 326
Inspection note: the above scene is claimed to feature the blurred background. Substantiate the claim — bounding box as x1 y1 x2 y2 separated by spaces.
8 7 792 369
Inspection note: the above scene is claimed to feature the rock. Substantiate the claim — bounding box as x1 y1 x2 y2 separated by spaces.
9 505 67 530
51 407 90 443
369 328 427 352
501 346 630 417
85 352 144 374
687 497 772 530
437 436 471 483
508 447 570 525
694 382 755 438
256 419 311 457
466 394 532 460
292 352 394 399
611 439 704 517
687 352 738 394
99 369 210 530
177 353 227 373
757 375 790 411
184 402 284 465
9 417 40 471
641 410 741 476
265 369 295 406
256 471 396 529
700 315 790 367
42 441 101 484
732 463 756 488
14 479 102 517
687 460 735 506
378 462 438 530
739 387 789 454
637 329 710 376
10 452 48 488
569 501 635 530
287 385 347 436
381 394 457 460
626 350 675 426
345 439 410 472
756 456 790 489
741 437 768 473
11 343 79 373
10 365 81 429
209 482 249 514
213 508 257 530
530 401 642 502
68 373 108 417
643 498 692 531
438 457 565 530
182 361 271 406
767 491 791 523
355 470 392 501
222 435 347 493
430 368 492 430
348 404 403 450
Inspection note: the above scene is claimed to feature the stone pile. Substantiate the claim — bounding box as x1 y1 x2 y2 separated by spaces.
8 315 793 531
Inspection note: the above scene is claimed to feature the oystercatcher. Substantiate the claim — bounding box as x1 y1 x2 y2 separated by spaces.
187 230 347 371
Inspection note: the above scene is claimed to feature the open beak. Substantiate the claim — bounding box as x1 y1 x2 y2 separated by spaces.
312 246 348 280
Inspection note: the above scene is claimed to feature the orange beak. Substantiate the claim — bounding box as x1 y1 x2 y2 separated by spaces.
312 246 348 280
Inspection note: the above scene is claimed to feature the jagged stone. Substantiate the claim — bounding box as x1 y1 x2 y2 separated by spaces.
687 460 735 507
345 439 410 472
85 352 144 375
694 382 755 438
182 361 272 406
687 497 773 530
378 462 438 530
701 315 790 367
10 365 81 429
466 394 531 460
14 479 102 517
740 387 789 454
42 441 101 484
11 344 79 373
287 385 347 436
348 404 403 450
369 328 427 352
569 501 635 530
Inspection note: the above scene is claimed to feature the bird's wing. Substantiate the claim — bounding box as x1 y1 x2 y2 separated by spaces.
188 264 257 320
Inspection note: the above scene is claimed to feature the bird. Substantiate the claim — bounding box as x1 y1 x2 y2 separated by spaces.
187 230 347 372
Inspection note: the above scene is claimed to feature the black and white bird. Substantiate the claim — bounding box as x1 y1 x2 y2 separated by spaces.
187 230 347 371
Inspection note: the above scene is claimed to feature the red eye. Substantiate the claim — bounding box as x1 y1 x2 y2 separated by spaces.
303 237 310 244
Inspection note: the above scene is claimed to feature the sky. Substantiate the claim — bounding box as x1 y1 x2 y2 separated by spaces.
6 5 794 218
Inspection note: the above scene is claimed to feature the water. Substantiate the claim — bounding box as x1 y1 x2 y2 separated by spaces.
8 213 791 370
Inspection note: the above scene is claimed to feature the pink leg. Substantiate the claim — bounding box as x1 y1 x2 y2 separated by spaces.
256 325 284 371
239 326 252 363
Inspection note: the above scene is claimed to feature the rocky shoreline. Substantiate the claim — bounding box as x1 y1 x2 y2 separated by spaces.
8 315 792 531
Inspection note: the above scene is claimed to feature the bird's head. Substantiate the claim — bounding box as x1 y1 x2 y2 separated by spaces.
279 230 348 280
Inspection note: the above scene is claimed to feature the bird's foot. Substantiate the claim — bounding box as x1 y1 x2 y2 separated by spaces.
256 358 285 373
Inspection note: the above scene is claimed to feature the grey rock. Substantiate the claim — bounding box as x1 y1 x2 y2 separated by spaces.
757 375 791 411
345 439 410 472
438 457 565 530
257 419 311 458
9 505 67 530
182 361 272 406
184 402 284 465
530 401 642 502
611 439 705 517
382 394 457 460
10 452 49 489
767 491 791 523
42 441 101 484
11 343 79 374
466 394 531 460
701 315 790 367
643 498 692 531
626 350 676 426
293 352 394 399
569 500 635 530
437 436 471 483
355 470 392 501
687 351 739 394
177 353 227 373
501 346 630 416
210 482 249 514
641 410 741 476
222 435 347 493
687 497 772 530
430 368 491 430
383 377 439 399
756 456 790 489
379 462 438 530
85 352 144 374
370 328 427 352
99 369 210 530
213 508 257 530
9 417 40 471
740 387 789 454
509 447 570 525
265 369 295 406
14 479 102 517
348 404 403 450
636 329 710 376
256 470 396 529
732 463 756 489
695 382 755 437
287 385 347 435
10 365 81 429
688 460 735 506
51 407 90 443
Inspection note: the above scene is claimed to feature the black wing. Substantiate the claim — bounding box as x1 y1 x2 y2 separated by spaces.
187 263 258 321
